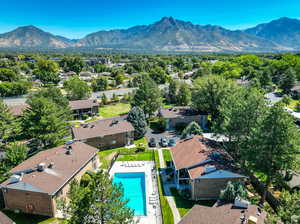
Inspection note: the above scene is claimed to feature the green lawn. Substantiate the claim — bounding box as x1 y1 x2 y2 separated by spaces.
2 211 64 224
99 103 131 118
98 138 149 168
117 151 153 161
170 188 216 217
162 148 172 166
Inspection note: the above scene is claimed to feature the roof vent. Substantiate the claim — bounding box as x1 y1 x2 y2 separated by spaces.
234 197 250 209
93 99 97 103
111 120 119 126
66 146 72 155
37 163 46 172
9 174 23 184
204 165 216 174
48 162 55 169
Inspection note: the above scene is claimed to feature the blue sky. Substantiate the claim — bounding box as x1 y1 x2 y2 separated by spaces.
0 0 299 39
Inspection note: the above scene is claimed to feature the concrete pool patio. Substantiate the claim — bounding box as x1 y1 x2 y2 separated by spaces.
109 161 162 224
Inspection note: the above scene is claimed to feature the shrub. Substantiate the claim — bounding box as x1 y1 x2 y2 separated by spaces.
219 181 247 203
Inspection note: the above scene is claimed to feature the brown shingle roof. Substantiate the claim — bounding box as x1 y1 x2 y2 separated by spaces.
179 204 267 224
1 142 98 195
0 211 15 224
72 118 134 140
171 136 212 170
69 99 99 110
8 104 29 116
171 136 233 179
160 106 205 119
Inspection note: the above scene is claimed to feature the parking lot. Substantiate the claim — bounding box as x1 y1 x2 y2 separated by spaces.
145 127 180 148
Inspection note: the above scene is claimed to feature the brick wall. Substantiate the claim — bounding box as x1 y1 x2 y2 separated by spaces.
85 131 134 150
191 177 244 200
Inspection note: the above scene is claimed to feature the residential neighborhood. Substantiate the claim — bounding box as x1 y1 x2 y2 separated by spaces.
0 2 300 223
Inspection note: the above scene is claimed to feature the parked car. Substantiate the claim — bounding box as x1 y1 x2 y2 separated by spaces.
149 138 157 147
168 138 176 147
160 138 168 147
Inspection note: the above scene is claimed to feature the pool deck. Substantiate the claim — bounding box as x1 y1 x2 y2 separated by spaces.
110 161 162 224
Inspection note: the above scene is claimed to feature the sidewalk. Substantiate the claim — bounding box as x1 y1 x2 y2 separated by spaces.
157 148 181 224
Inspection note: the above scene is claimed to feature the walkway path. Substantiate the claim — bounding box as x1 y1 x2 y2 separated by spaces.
157 148 181 224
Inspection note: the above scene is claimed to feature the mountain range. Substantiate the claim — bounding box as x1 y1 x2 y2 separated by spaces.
0 17 299 52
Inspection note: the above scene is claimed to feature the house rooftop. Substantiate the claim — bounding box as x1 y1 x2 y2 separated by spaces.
69 99 99 110
179 203 267 224
160 106 206 119
171 136 240 179
72 117 134 140
1 142 98 195
8 104 29 116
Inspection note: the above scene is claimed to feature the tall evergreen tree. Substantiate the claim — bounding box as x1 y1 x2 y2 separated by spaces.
181 121 203 139
22 97 69 149
0 100 19 143
127 106 147 139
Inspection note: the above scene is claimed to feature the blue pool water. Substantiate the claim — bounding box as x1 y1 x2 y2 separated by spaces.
113 172 147 216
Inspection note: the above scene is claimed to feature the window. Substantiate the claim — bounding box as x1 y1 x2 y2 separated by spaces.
110 140 116 145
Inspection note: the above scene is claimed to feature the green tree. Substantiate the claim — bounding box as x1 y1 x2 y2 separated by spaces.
131 74 162 117
60 56 85 74
0 68 20 82
167 79 179 104
34 59 60 85
212 61 242 79
112 93 119 102
22 97 69 149
64 75 91 100
5 142 27 167
127 106 147 139
177 83 191 106
101 93 108 105
243 104 300 204
273 190 300 224
0 100 19 143
181 121 203 139
192 75 238 120
219 181 247 203
115 74 125 86
58 170 134 224
91 76 108 92
149 66 168 84
279 68 296 94
214 87 267 157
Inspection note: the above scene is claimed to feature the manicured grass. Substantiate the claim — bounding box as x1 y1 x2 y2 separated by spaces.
2 211 64 224
98 138 149 168
153 152 174 224
169 188 216 217
117 151 153 161
162 148 172 166
99 103 131 118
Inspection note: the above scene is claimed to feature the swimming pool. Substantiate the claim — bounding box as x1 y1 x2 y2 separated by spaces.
113 172 147 216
